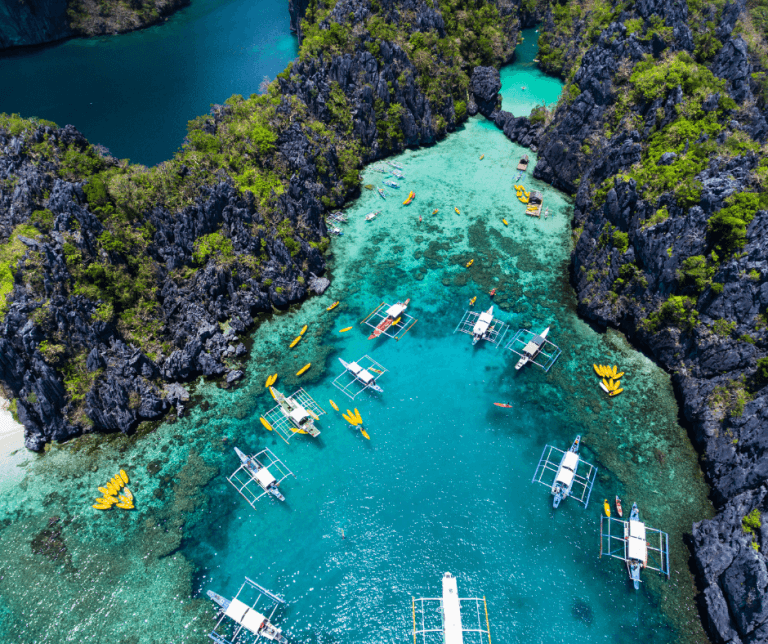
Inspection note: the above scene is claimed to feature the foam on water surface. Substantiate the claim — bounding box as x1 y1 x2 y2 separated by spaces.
0 94 712 644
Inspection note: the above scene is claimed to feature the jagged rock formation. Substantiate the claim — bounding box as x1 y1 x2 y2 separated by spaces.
528 0 768 641
0 0 189 50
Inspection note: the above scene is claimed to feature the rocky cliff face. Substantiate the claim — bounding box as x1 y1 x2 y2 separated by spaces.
0 0 73 49
528 0 768 641
0 0 189 50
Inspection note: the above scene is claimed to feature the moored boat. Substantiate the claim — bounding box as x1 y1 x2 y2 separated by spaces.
383 180 399 188
234 447 285 501
369 299 410 339
515 327 550 370
270 387 319 437
552 435 581 508
469 296 476 306
471 306 494 345
615 496 623 517
377 188 386 199
604 499 611 517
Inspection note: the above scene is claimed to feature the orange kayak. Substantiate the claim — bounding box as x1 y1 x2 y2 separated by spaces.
615 496 623 518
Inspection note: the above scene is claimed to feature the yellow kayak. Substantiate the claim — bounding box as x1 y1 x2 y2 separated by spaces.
105 483 117 496
113 476 124 490
342 411 357 425
330 400 339 412
327 301 339 311
466 259 474 268
289 335 302 348
98 486 110 495
615 371 625 379
455 207 461 214
604 499 611 517
265 373 278 387
392 316 401 326
93 504 111 510
123 487 133 501
360 430 371 440
432 209 438 214
339 326 352 332
479 154 484 160
307 409 320 421
260 417 274 431
593 364 602 377
610 388 624 397
469 296 476 306
300 325 308 336
296 363 311 376
502 219 508 226
119 470 129 484
354 408 363 424
116 502 134 510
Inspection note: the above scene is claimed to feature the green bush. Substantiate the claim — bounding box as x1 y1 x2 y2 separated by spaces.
743 509 762 534
193 232 234 265
612 231 629 253
708 193 765 255
756 357 768 385
0 224 40 319
677 255 714 292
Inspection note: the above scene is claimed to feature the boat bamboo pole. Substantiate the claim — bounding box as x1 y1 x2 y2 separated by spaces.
360 303 385 325
483 596 491 644
397 319 418 341
599 515 603 558
412 597 416 644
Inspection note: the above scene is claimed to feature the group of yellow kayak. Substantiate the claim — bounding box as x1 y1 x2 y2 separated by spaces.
593 364 624 396
515 185 530 204
93 469 134 510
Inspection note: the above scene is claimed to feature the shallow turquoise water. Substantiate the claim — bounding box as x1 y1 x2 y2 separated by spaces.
499 28 563 116
0 41 712 644
0 0 297 166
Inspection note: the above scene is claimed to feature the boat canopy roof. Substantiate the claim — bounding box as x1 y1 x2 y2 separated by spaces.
555 466 575 487
629 520 646 540
386 302 406 317
289 406 308 422
555 451 579 486
523 340 541 355
255 468 276 487
225 598 265 634
562 451 579 470
348 361 374 383
628 535 647 562
473 318 491 335
529 191 543 203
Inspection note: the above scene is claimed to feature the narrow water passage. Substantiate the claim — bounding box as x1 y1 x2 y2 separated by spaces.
0 0 297 166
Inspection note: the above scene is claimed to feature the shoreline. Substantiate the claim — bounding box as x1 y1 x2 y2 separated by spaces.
0 396 25 455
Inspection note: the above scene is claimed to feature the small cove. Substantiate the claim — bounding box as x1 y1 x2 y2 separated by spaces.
0 22 715 644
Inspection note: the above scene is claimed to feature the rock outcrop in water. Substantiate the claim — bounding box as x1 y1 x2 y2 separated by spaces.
0 0 189 50
527 1 768 641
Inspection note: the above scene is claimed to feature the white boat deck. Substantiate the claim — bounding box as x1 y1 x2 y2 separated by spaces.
532 443 597 508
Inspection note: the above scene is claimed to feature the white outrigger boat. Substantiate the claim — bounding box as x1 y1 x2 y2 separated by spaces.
227 447 295 509
454 305 509 347
472 306 495 345
412 573 492 644
551 436 581 508
366 211 377 221
207 577 289 644
532 436 597 509
333 354 388 399
270 387 320 437
505 326 561 372
515 326 549 369
600 500 670 589
338 358 383 393
234 447 285 501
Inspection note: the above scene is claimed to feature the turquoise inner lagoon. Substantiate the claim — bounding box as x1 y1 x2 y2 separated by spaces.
0 22 714 644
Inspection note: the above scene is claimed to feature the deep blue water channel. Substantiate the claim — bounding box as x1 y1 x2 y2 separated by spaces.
0 0 298 166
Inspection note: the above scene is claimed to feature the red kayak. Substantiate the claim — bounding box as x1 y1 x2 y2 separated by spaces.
493 403 513 408
615 496 623 517
489 288 497 296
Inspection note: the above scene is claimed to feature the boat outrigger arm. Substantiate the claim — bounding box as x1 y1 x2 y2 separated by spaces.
532 436 597 509
412 573 492 644
505 327 562 372
454 306 509 347
361 300 418 341
227 447 295 509
263 388 326 444
332 354 388 399
600 503 670 589
208 577 289 644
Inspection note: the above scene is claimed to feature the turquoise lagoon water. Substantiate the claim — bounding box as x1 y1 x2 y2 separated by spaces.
0 0 298 166
499 29 564 116
0 118 713 643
